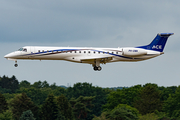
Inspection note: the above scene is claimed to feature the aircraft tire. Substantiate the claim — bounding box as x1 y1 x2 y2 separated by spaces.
93 66 102 71
93 66 98 71
14 64 18 67
97 66 102 71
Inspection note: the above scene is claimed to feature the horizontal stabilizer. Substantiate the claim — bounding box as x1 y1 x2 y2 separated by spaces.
158 33 174 37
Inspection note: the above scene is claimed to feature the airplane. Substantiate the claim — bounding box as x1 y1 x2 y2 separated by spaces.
4 33 173 71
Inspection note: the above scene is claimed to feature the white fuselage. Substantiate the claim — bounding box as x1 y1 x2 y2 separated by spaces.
4 33 173 71
4 46 161 65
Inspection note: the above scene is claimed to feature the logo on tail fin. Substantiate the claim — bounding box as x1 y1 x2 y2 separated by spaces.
152 45 162 49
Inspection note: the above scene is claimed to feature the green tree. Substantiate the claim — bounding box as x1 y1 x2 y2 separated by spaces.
107 104 139 120
138 113 159 120
56 113 66 120
103 85 142 111
163 86 180 119
32 81 42 89
32 80 50 89
70 96 95 120
0 110 13 120
41 80 49 88
92 112 109 120
133 83 162 115
10 93 38 120
0 75 19 93
52 87 66 96
19 80 31 88
57 94 73 120
0 86 11 94
19 110 35 120
0 93 8 113
159 86 177 101
3 93 17 101
50 83 58 90
116 104 140 117
41 94 59 120
17 87 49 106
153 110 170 120
67 82 111 120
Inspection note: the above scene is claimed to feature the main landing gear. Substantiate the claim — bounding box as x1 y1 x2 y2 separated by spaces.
93 59 102 71
14 61 18 67
93 66 102 71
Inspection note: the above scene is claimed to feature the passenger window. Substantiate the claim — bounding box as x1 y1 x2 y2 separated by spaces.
88 51 90 53
107 52 109 54
116 52 118 54
84 51 86 53
94 51 96 54
98 51 100 54
112 52 114 54
42 50 44 52
75 51 76 53
38 50 40 53
79 51 81 53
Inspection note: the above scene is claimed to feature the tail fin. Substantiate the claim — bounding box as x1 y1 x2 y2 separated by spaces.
137 33 174 52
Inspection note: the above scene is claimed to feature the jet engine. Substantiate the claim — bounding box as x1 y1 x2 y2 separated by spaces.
122 48 147 57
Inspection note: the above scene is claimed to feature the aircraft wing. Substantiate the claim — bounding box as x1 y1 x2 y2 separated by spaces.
81 57 113 64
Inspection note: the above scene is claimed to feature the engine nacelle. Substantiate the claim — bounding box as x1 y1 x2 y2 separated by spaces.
122 48 147 57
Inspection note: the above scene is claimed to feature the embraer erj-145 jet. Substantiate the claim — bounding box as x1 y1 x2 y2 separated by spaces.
4 33 173 71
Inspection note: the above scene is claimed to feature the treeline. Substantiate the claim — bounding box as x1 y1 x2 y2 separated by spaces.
0 75 180 120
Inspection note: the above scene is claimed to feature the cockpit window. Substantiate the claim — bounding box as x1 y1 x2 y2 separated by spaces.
18 48 23 51
18 48 27 52
23 48 27 52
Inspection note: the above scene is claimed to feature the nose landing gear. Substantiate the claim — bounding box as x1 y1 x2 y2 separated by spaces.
14 61 18 67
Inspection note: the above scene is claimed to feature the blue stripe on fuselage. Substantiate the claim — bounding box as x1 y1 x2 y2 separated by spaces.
21 49 144 60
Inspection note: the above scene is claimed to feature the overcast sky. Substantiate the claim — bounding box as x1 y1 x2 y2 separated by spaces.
1 0 180 87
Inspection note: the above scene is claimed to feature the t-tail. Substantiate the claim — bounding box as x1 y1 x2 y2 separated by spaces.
137 33 174 52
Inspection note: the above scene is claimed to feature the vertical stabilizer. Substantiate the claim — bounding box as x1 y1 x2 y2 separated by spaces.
137 33 174 52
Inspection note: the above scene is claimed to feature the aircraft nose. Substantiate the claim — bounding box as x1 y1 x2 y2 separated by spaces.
4 53 13 59
4 54 10 59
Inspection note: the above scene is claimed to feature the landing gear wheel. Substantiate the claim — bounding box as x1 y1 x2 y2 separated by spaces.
14 61 18 67
97 66 102 71
93 66 102 71
93 66 98 71
14 64 18 67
